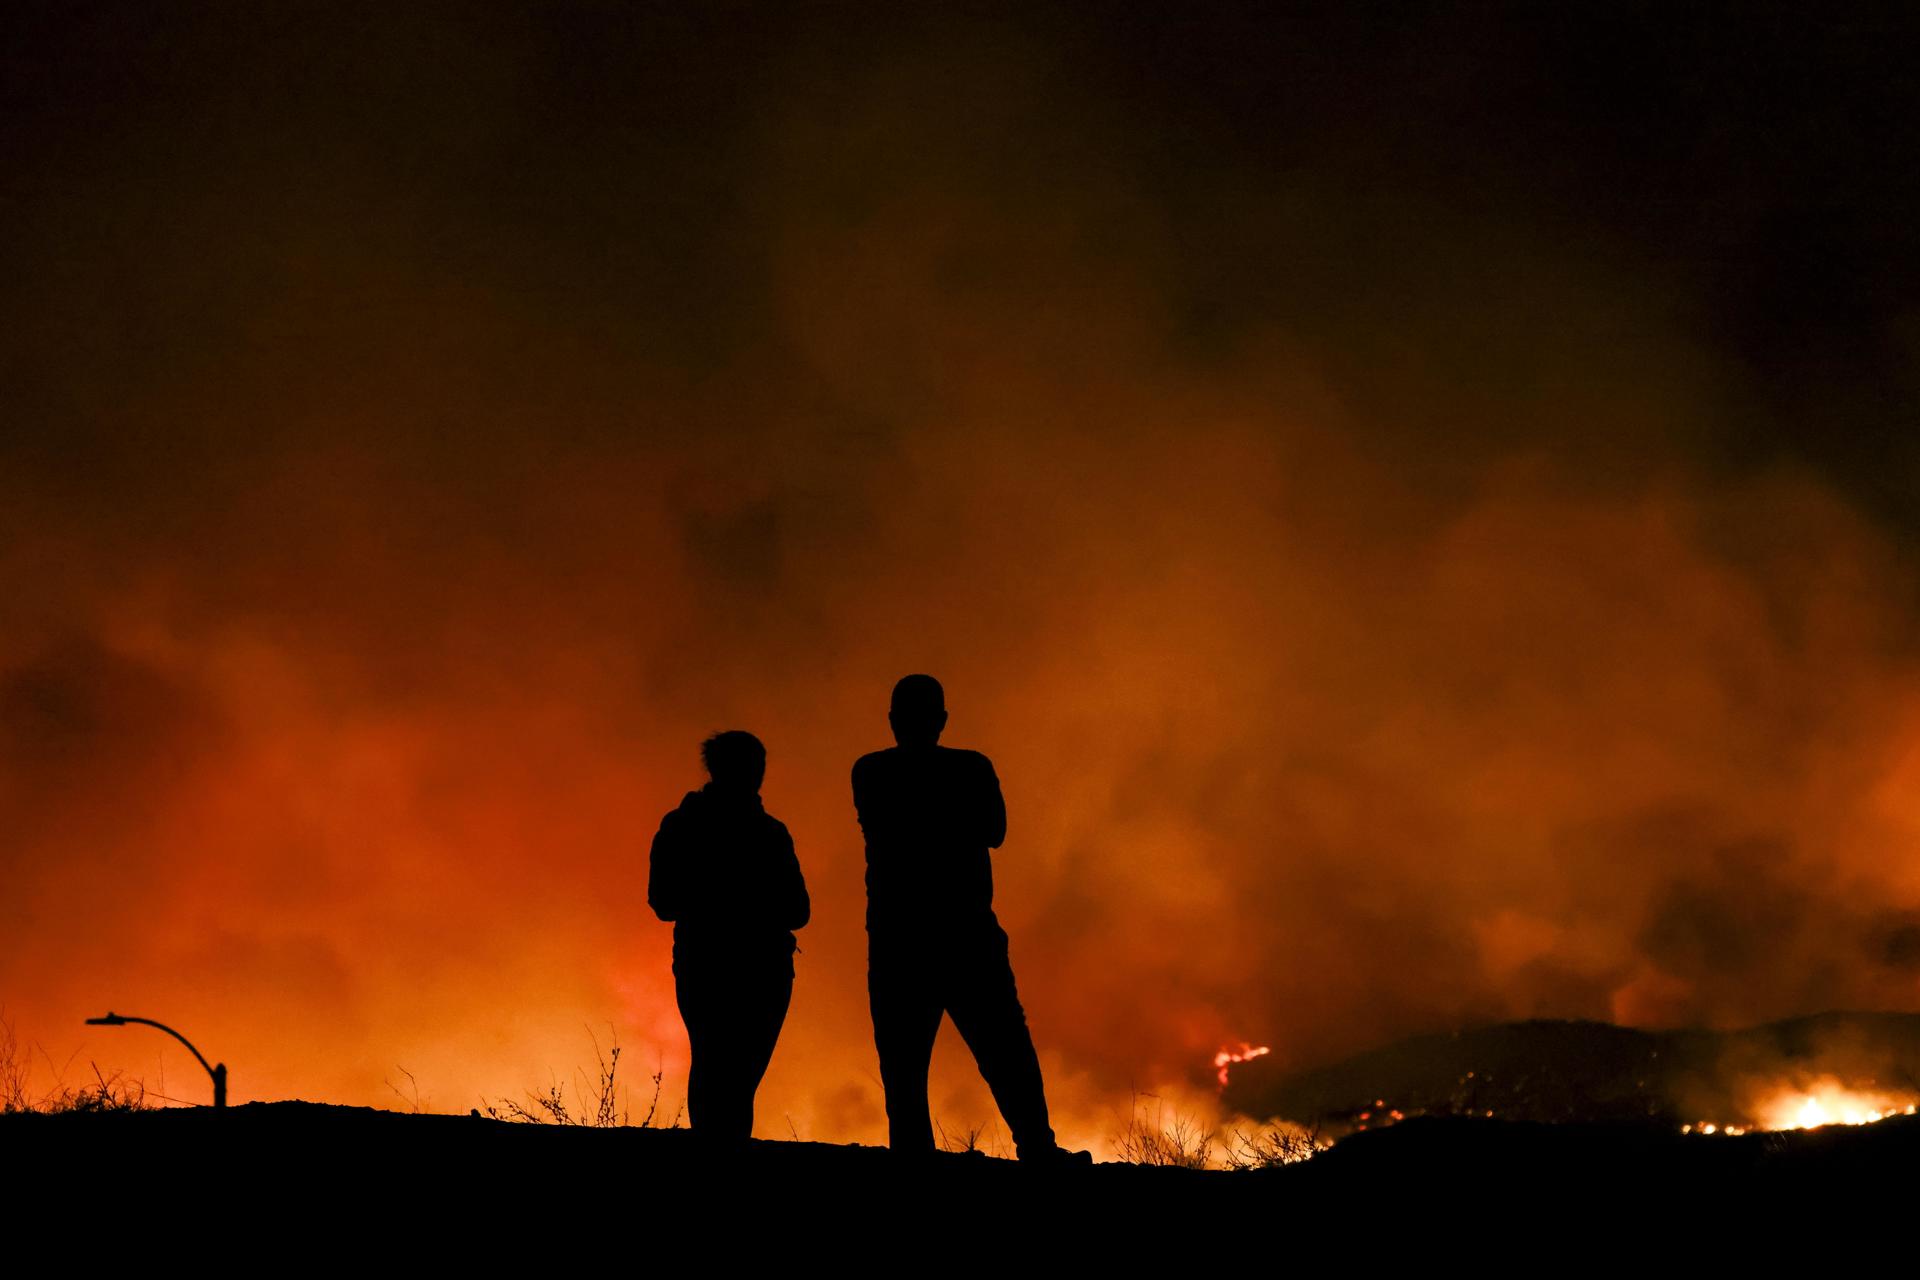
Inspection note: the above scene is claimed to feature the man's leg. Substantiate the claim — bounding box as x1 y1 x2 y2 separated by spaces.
946 925 1057 1157
869 946 943 1154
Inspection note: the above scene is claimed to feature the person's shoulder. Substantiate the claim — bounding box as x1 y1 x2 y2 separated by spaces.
852 747 896 776
936 746 999 782
654 795 690 838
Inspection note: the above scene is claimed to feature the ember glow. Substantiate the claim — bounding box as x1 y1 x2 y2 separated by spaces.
1351 1102 1408 1131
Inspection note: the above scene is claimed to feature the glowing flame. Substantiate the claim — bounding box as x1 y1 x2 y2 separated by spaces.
1684 1076 1920 1135
1213 1042 1271 1089
1753 1079 1919 1131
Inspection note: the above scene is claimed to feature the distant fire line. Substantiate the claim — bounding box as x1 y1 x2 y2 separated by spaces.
1213 1042 1270 1089
1684 1079 1920 1136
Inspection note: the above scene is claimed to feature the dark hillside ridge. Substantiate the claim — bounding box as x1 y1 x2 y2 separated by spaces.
1226 1011 1920 1126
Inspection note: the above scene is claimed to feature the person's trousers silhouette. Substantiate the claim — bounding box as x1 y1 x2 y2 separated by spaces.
674 951 792 1141
868 922 1056 1155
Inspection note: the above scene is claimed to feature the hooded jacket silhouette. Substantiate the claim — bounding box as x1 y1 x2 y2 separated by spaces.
650 784 810 957
649 777 809 1140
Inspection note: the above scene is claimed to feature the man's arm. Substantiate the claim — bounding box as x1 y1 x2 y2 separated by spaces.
776 823 810 931
979 754 1007 850
851 755 875 841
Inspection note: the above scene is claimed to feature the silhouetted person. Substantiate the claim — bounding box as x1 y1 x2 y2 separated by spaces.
650 730 809 1141
854 675 1085 1164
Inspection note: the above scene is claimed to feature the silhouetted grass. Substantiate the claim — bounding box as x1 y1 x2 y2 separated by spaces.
1112 1090 1214 1168
1220 1119 1327 1169
0 1012 26 1114
479 1027 681 1128
385 1065 428 1113
2 1012 149 1114
1108 1082 1329 1169
936 1117 1011 1158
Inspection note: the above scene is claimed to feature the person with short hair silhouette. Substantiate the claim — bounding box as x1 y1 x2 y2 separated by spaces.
854 675 1087 1164
649 730 809 1141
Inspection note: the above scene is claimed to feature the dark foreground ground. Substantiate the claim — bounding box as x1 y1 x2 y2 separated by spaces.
9 1103 1915 1259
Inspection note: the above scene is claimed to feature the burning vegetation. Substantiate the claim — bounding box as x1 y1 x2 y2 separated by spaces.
1213 1043 1272 1089
1227 1012 1920 1140
1684 1078 1920 1136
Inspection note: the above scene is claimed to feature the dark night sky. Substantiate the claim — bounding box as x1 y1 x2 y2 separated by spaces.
9 3 1920 505
5 3 1920 1138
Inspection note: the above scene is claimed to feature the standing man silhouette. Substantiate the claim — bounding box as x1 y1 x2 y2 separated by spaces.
853 675 1085 1164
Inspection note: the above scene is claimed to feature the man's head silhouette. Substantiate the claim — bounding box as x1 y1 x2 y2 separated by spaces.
888 674 948 747
701 729 766 794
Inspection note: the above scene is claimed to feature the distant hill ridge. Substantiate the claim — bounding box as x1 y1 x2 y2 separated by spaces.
1226 1010 1920 1127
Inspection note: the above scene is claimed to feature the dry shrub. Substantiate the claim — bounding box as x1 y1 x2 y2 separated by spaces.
1 1013 28 1114
1112 1090 1214 1169
1221 1119 1327 1169
480 1026 678 1128
936 1117 1010 1158
0 1012 150 1114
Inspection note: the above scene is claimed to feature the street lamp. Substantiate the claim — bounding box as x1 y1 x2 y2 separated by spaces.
85 1012 227 1109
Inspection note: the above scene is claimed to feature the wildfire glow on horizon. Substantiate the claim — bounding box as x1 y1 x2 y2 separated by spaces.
1683 1080 1920 1137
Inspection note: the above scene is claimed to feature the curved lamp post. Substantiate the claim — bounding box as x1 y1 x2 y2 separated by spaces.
86 1012 226 1108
